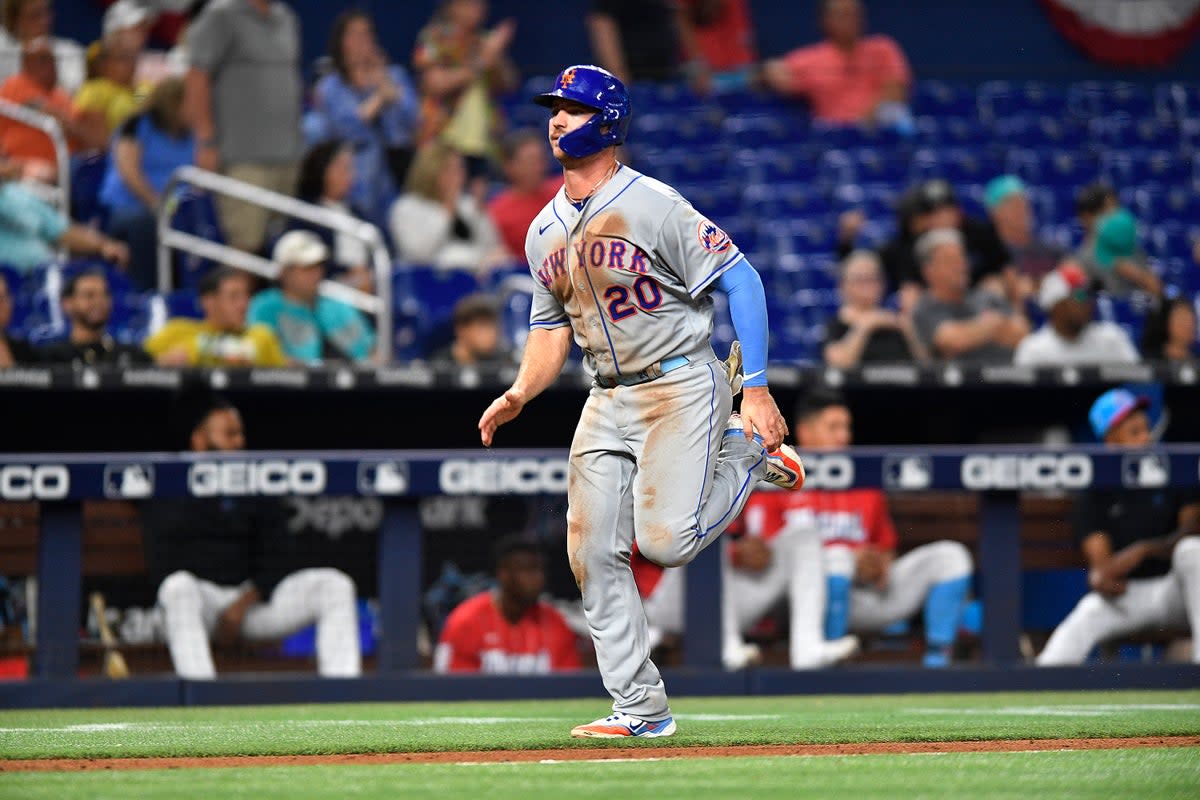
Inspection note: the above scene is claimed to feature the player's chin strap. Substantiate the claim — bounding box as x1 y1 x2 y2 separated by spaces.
717 258 769 389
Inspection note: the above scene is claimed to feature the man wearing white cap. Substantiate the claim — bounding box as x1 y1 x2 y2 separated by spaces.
1013 261 1140 366
246 230 375 364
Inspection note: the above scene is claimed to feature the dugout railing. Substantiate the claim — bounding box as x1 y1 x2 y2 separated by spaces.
2 445 1199 708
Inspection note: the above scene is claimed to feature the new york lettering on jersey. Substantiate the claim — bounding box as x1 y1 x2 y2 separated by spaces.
525 165 744 378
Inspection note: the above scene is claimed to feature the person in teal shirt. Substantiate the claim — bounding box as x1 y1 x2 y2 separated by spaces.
247 230 375 363
0 157 128 272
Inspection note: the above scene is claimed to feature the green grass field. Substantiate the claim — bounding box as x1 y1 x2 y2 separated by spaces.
2 690 1198 799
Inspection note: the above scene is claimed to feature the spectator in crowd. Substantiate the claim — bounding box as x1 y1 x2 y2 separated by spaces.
0 155 129 272
0 270 38 365
1013 261 1140 366
71 33 141 141
984 175 1067 296
0 37 106 180
763 0 912 130
430 292 510 367
412 0 516 179
839 180 1011 313
37 267 151 365
389 141 505 272
98 75 193 290
675 0 757 94
718 390 973 669
823 249 926 367
184 0 303 254
1037 388 1200 665
289 139 373 293
312 9 419 224
1142 295 1199 362
587 0 679 85
144 266 286 366
1075 182 1161 298
0 0 85 94
486 129 560 261
144 390 362 679
434 534 581 674
103 1 155 46
912 228 1029 363
247 230 375 364
103 0 173 86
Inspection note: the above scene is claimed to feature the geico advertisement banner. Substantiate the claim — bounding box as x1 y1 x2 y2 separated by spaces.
187 460 327 496
438 458 570 495
0 465 70 500
960 454 1093 490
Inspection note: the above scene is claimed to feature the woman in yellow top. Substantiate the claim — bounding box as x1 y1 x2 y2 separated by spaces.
73 34 140 140
144 267 289 368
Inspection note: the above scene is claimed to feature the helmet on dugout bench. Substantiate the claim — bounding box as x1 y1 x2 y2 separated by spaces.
534 64 631 158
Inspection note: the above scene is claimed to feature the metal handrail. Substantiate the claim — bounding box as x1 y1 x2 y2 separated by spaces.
156 165 393 360
0 98 72 214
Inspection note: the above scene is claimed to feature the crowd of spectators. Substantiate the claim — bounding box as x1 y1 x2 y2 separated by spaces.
0 0 1194 372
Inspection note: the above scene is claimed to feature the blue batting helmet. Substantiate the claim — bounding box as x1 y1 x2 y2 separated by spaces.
534 64 631 158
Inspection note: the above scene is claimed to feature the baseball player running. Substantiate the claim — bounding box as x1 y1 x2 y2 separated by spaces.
478 64 802 738
1037 388 1200 664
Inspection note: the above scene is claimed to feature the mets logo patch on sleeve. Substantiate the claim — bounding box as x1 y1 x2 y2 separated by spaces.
697 219 732 253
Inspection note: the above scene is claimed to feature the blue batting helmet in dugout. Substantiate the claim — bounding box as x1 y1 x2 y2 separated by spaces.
1089 387 1150 440
534 64 631 158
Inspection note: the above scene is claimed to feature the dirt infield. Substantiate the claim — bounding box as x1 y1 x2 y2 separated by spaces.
3 736 1197 772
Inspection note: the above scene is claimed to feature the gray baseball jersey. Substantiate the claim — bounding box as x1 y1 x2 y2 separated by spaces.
523 163 767 722
525 164 745 379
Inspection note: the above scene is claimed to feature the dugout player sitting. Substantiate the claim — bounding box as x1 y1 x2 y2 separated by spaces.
723 389 975 668
143 391 362 679
1037 389 1200 665
434 535 582 674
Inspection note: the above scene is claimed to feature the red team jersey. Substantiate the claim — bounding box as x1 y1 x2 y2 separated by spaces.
737 488 898 551
434 591 582 674
632 488 897 597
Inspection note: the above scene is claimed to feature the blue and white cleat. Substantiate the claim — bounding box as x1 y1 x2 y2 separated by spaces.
570 711 677 738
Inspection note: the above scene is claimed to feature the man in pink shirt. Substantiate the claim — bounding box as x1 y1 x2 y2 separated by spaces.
763 0 912 127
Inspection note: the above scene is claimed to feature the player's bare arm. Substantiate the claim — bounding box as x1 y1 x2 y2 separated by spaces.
739 387 788 451
478 326 572 446
1082 532 1135 596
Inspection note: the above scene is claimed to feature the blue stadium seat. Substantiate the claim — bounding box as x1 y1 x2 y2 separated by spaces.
911 80 975 116
1106 149 1192 187
994 114 1087 149
1069 81 1155 119
978 80 1067 121
70 153 110 225
170 188 225 290
1007 148 1101 187
162 288 203 319
721 113 789 149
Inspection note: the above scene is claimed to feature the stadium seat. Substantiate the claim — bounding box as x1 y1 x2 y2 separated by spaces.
70 153 110 225
911 80 974 116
